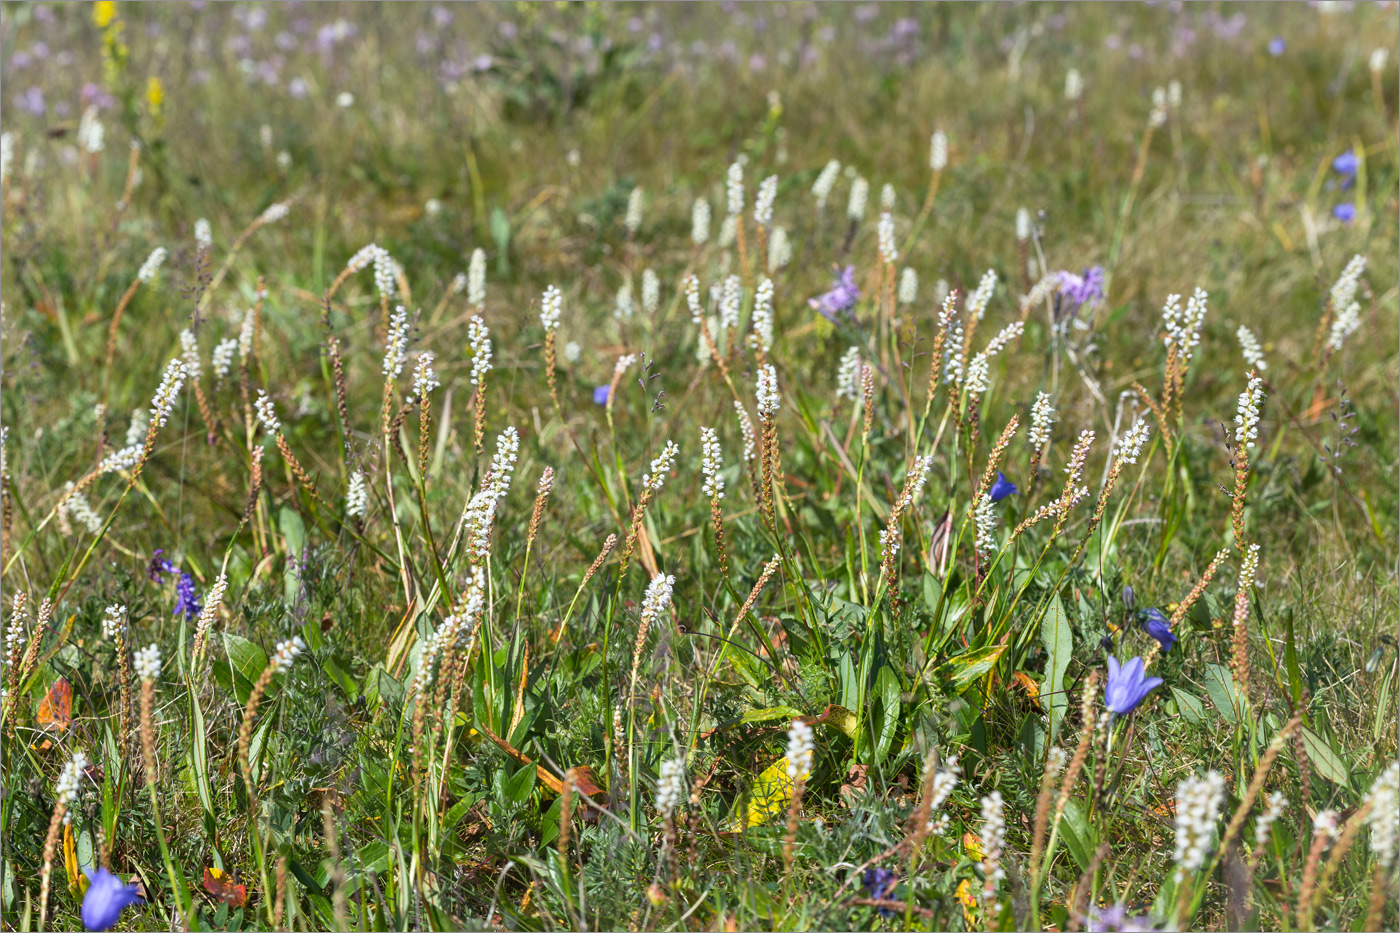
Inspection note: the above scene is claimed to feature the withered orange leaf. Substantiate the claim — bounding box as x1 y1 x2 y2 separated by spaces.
33 677 73 750
203 867 247 907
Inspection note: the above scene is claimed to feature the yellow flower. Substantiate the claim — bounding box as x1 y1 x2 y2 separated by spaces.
93 1 117 28
955 879 979 928
146 76 164 116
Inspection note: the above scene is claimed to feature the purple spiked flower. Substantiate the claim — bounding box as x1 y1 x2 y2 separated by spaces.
861 867 898 917
1104 655 1162 716
173 572 201 621
146 550 178 583
1057 266 1106 316
808 266 860 323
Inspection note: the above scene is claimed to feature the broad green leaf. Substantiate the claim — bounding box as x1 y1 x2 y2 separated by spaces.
1040 597 1073 743
213 633 269 705
935 644 1007 694
278 507 306 605
1057 797 1093 872
711 706 806 734
1299 727 1350 786
1171 687 1208 724
873 666 902 763
1201 663 1245 724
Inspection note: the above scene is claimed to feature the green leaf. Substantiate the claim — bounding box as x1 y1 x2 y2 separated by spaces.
278 507 306 605
873 666 902 764
363 663 403 710
1040 597 1073 744
1299 727 1350 786
212 633 268 705
1171 687 1208 724
187 688 215 822
1057 798 1093 872
505 764 537 804
490 208 511 275
934 644 1006 694
1201 663 1244 724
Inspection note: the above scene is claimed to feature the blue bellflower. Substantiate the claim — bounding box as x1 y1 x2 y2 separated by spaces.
592 384 611 406
1332 150 1360 177
1332 203 1356 224
1139 608 1177 652
1267 37 1286 56
987 471 1017 503
81 867 142 932
1104 655 1162 716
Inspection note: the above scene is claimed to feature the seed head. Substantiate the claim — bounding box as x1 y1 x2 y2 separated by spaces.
467 316 492 385
267 636 306 675
1115 417 1151 466
149 359 187 428
133 643 162 682
754 174 778 228
812 159 841 209
898 268 918 305
254 390 281 435
1365 761 1399 868
382 306 411 378
836 347 862 402
691 198 711 245
877 211 897 263
965 269 998 320
1028 391 1055 448
929 131 948 172
785 718 814 782
137 247 167 283
846 176 869 222
656 756 686 820
346 471 369 518
700 427 725 499
725 161 744 216
756 364 780 419
1173 770 1226 878
102 605 126 640
1237 325 1267 372
1234 372 1264 448
643 440 680 491
540 285 563 333
641 268 660 314
467 248 487 306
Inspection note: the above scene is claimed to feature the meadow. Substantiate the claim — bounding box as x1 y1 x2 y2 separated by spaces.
1 2 1398 931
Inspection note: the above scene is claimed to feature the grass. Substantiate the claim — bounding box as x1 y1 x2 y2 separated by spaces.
1 2 1397 931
